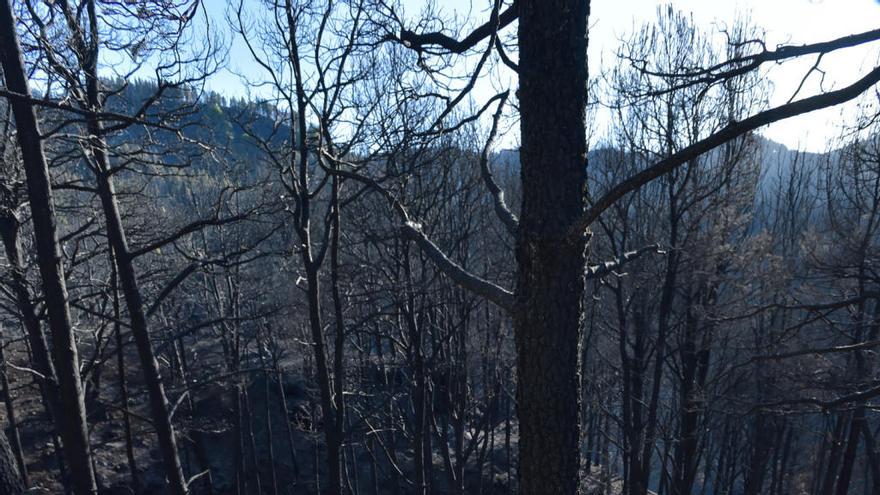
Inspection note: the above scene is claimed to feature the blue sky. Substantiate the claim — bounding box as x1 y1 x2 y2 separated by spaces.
196 0 880 151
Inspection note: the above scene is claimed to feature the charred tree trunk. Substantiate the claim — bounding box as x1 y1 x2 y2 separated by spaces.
89 127 188 495
242 382 263 494
329 174 348 494
111 256 139 489
0 210 62 421
262 365 279 495
0 209 68 487
0 3 97 492
274 362 300 483
743 415 775 495
0 335 26 488
283 3 343 487
514 1 590 494
0 427 24 495
835 406 867 495
74 5 188 488
40 0 191 490
304 261 343 495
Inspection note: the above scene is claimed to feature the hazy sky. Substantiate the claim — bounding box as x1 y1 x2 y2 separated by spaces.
206 0 880 151
591 0 880 149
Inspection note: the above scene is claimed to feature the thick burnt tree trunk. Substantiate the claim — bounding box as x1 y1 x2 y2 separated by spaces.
514 1 590 494
0 2 98 493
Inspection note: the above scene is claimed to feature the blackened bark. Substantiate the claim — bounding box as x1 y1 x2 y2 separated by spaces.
274 363 300 482
402 244 428 495
0 212 64 432
242 384 263 494
835 406 867 495
743 415 775 495
0 427 23 495
304 262 343 494
90 123 189 495
862 426 880 495
111 258 139 489
282 3 343 489
639 200 680 495
329 175 348 494
672 311 704 495
514 1 590 494
234 384 245 495
262 366 279 495
0 335 26 488
72 1 188 487
0 2 97 493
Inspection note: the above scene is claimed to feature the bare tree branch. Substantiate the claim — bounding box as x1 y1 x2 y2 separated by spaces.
319 149 514 311
629 27 880 96
585 243 662 280
383 0 519 54
401 221 514 310
479 90 518 235
571 63 880 241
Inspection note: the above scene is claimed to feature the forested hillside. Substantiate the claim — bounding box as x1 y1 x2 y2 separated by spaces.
1 1 880 494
